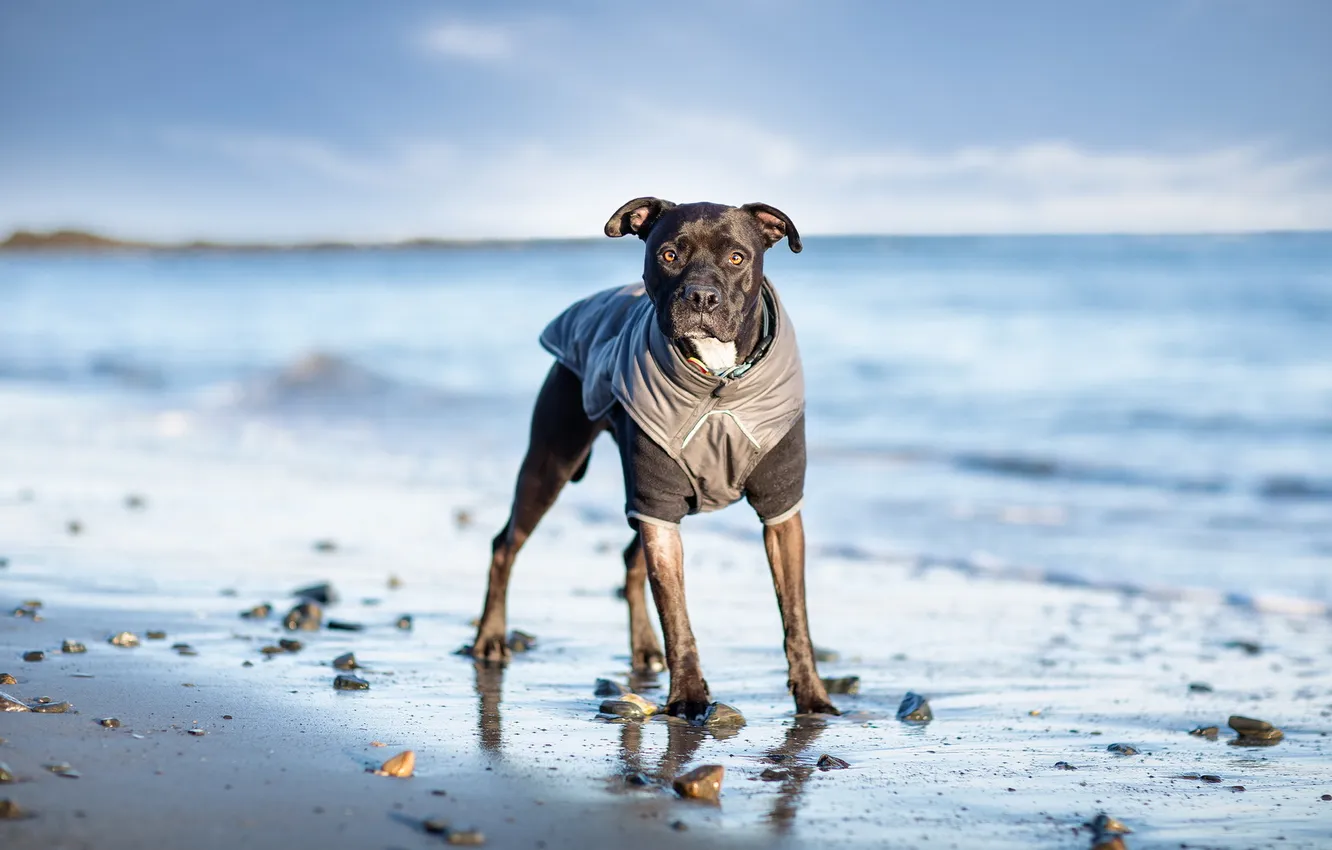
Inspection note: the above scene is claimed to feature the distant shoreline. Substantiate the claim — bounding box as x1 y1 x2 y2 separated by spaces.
0 228 599 254
2 227 1328 254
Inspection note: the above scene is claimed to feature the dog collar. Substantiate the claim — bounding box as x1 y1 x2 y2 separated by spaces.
684 290 775 380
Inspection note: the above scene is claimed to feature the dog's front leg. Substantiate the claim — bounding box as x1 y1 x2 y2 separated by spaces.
764 512 840 715
639 522 711 720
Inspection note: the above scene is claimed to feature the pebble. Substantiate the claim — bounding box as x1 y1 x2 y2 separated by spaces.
312 539 338 553
670 820 688 832
332 652 358 670
188 729 206 737
1106 743 1139 755
424 818 449 834
1086 812 1132 850
821 675 861 695
22 651 44 662
375 750 415 778
45 763 81 778
125 494 146 510
594 678 629 697
599 693 659 720
0 799 26 820
702 702 746 729
333 674 370 691
145 630 167 640
278 639 304 653
507 630 537 653
387 574 403 589
61 640 87 654
0 762 13 782
240 603 272 620
1321 794 1331 801
1228 715 1284 746
446 829 486 846
1188 682 1213 693
283 601 322 632
454 508 473 528
1224 639 1261 655
31 701 72 714
67 520 83 535
326 620 364 632
260 645 286 656
97 718 121 728
293 582 337 604
1054 761 1078 770
759 768 791 781
897 691 932 723
673 765 724 803
813 647 839 663
623 772 651 786
108 631 140 648
0 674 15 685
0 691 30 712
395 615 413 631
1189 725 1219 739
816 754 850 770
175 645 198 657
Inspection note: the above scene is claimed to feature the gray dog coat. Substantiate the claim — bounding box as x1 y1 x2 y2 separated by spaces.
539 281 805 526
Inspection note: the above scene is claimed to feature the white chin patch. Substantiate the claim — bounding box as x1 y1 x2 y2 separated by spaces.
690 337 737 372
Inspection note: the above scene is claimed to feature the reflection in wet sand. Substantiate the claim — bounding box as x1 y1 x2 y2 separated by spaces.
473 661 505 757
602 704 829 832
759 716 828 833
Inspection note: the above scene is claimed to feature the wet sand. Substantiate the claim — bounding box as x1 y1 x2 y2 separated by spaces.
3 425 1331 848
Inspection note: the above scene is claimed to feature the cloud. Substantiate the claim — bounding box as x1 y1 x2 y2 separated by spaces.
37 121 1332 241
423 22 515 62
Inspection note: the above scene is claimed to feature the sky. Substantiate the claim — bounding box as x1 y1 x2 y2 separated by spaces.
2 0 1330 240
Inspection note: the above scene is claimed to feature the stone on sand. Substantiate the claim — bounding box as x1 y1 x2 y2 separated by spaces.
897 691 932 723
673 765 724 803
599 693 658 720
1228 715 1283 746
375 750 415 778
821 675 861 695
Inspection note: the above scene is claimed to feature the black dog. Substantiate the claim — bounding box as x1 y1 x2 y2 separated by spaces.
467 197 839 719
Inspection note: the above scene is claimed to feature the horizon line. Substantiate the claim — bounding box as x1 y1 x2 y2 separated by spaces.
3 225 1331 254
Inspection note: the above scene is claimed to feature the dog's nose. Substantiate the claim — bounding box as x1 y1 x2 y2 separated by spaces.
682 284 721 313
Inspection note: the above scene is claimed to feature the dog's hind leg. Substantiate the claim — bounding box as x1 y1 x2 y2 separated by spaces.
469 363 603 662
622 531 665 674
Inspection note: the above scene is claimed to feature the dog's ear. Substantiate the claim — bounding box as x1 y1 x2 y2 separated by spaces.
741 203 802 253
604 197 676 240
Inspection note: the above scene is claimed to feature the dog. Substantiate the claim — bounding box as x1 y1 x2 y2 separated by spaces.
466 197 839 720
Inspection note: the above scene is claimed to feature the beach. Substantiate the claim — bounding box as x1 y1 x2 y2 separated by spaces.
3 235 1331 847
2 389 1330 849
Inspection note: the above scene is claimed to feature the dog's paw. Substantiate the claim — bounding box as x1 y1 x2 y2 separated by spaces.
631 647 666 675
796 699 841 717
463 632 511 664
664 698 713 725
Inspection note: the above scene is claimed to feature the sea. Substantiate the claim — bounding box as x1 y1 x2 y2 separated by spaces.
2 234 1330 606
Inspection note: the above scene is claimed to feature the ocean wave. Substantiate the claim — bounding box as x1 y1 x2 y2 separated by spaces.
1124 409 1332 438
220 350 453 413
818 444 1332 503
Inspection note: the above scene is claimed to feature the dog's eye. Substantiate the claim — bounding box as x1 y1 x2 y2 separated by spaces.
729 251 745 266
661 249 677 263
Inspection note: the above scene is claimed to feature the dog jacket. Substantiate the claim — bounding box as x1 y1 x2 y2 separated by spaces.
539 281 805 522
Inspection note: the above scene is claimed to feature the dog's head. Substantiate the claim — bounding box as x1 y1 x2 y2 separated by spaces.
604 198 801 363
